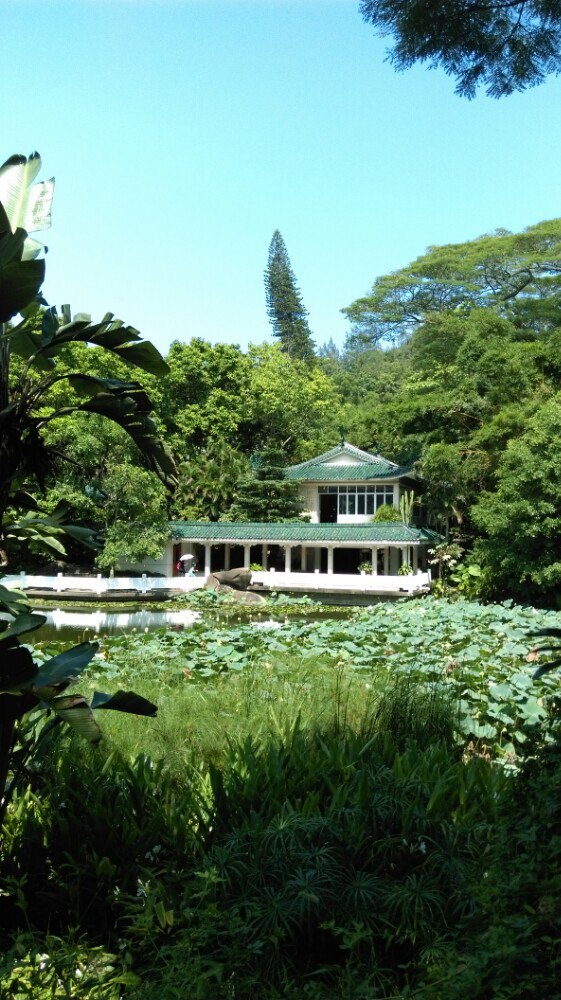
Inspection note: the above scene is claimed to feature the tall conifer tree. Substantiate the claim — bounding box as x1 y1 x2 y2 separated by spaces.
264 230 316 362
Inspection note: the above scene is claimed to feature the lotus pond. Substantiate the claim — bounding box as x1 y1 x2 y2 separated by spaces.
32 594 561 761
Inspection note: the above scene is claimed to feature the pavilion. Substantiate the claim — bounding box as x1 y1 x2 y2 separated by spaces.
143 442 441 584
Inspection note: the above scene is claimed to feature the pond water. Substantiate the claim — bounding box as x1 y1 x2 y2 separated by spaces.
29 607 202 643
26 604 350 643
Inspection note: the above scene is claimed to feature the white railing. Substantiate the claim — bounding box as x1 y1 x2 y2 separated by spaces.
2 569 430 596
252 570 430 594
1 572 204 595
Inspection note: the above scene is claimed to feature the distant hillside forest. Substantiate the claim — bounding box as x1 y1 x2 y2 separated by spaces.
16 218 561 607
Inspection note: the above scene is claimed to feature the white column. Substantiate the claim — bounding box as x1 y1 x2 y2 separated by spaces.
384 548 389 575
301 546 307 572
284 545 292 573
243 545 251 570
314 547 321 571
204 544 212 576
413 545 418 572
327 547 334 575
261 543 268 570
371 547 378 575
224 544 231 570
401 546 408 569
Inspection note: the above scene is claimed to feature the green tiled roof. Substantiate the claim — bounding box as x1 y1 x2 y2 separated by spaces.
169 521 441 544
283 443 416 482
284 463 413 481
288 443 394 469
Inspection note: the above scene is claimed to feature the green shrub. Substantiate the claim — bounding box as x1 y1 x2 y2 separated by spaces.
372 504 401 522
412 739 561 999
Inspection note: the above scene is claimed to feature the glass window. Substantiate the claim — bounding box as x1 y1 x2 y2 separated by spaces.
357 493 365 514
366 494 375 515
338 493 346 514
348 494 356 514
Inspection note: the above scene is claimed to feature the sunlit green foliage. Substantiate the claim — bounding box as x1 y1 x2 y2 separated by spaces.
343 220 561 348
473 396 561 604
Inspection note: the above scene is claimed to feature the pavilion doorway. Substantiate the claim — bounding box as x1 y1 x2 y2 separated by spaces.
319 494 338 523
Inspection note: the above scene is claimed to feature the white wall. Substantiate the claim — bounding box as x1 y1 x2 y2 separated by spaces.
337 514 376 525
322 454 363 466
299 484 319 522
118 540 174 576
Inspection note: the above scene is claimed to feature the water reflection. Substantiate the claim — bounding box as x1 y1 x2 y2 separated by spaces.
33 607 201 640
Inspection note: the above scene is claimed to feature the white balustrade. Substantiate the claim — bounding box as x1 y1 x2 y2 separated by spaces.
1 570 430 596
1 573 205 594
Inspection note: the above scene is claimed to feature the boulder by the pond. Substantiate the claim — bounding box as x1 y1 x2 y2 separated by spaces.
230 590 267 606
204 568 266 605
206 568 252 591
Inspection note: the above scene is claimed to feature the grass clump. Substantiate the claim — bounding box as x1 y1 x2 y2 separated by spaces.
0 675 504 998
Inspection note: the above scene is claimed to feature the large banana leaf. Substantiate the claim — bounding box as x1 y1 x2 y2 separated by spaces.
0 583 30 618
49 390 178 489
91 690 158 716
0 311 54 368
5 503 101 555
49 694 102 744
49 689 158 742
33 308 170 377
0 612 46 642
0 214 45 322
0 153 54 236
33 641 98 688
5 307 170 376
0 154 52 321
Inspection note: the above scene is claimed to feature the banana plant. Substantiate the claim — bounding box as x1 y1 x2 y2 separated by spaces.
0 152 169 826
0 152 177 563
0 152 53 326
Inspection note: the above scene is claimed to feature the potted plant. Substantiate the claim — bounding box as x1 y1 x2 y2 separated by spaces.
358 560 373 575
398 563 413 576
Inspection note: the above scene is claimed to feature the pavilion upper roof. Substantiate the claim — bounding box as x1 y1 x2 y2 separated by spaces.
284 442 415 482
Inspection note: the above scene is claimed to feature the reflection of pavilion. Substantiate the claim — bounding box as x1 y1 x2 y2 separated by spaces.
153 443 441 587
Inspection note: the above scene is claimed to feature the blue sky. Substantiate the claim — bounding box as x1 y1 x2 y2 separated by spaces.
3 0 561 355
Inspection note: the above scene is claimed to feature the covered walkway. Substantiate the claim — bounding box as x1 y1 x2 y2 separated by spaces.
169 521 441 582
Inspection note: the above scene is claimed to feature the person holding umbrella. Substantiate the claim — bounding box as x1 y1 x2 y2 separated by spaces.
178 553 195 576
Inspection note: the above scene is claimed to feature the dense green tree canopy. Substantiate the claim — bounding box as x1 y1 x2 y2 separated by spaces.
95 464 169 573
472 397 561 604
343 220 561 350
360 0 561 98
